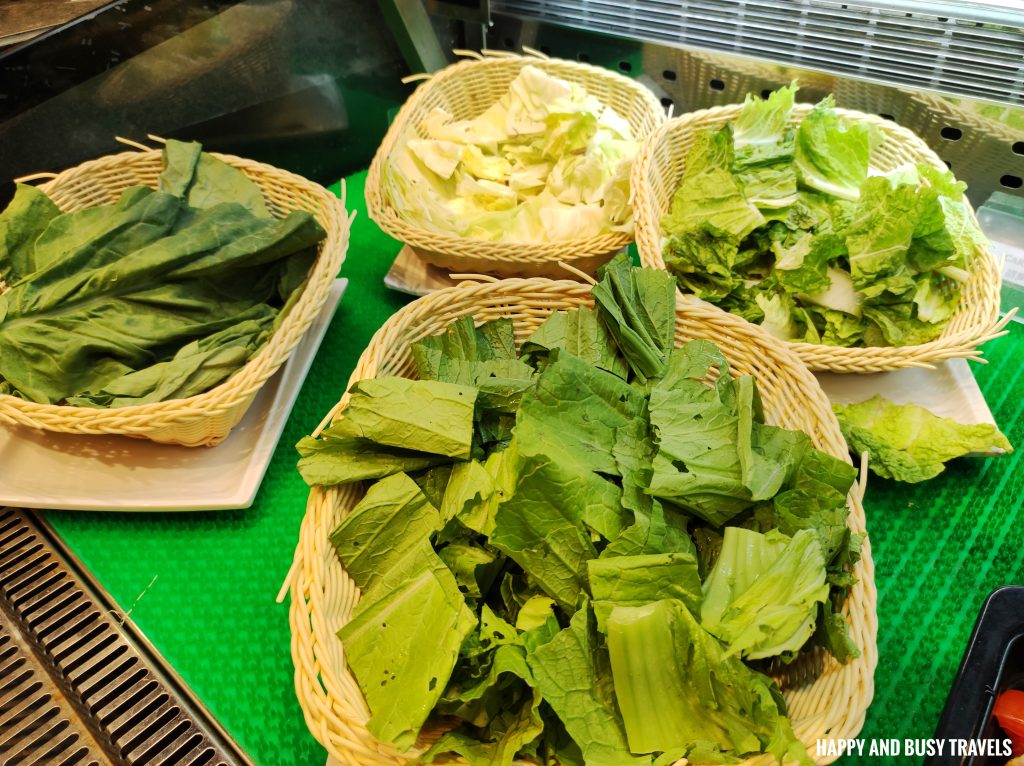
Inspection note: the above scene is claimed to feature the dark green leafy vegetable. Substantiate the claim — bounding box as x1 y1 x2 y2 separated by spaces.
299 257 861 765
0 139 325 405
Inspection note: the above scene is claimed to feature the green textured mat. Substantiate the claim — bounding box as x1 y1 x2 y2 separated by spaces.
41 171 1024 765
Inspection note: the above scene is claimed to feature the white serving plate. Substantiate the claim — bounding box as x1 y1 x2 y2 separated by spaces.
0 279 347 512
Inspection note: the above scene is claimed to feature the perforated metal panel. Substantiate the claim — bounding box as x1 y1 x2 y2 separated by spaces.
0 508 251 766
491 0 1024 104
485 9 1024 205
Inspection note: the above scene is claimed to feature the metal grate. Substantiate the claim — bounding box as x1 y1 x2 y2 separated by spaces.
0 508 251 766
490 0 1024 104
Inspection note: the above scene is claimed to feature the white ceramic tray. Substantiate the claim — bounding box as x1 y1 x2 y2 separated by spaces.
0 279 347 512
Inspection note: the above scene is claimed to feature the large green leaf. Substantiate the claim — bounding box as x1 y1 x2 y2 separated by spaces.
527 606 649 766
520 306 628 380
342 377 478 459
329 472 442 591
592 253 677 382
700 527 828 659
604 599 809 763
834 394 1012 482
0 184 60 283
338 539 477 750
489 450 602 610
793 97 873 201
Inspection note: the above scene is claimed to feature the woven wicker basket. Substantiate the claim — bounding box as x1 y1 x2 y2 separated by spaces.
632 103 1007 373
287 278 877 766
365 50 666 279
0 144 349 446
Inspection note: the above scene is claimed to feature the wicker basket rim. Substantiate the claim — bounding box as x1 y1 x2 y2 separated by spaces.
288 276 878 766
630 100 1005 372
364 52 666 261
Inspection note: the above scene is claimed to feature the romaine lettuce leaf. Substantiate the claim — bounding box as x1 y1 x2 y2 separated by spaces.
296 417 445 486
591 253 677 381
913 273 961 323
662 167 765 241
833 395 1012 482
793 96 874 201
342 377 478 459
604 599 810 763
700 527 828 659
67 317 273 407
489 450 602 609
589 551 702 630
731 83 798 169
527 606 649 766
845 175 921 286
862 302 945 346
329 471 441 591
520 306 628 380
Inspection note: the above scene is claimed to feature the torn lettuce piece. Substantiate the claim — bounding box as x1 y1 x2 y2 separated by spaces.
489 449 602 610
604 599 810 763
589 551 703 630
731 83 798 170
603 498 694 561
700 527 828 660
329 471 442 592
338 539 476 751
296 417 446 486
793 96 874 201
423 694 543 766
845 175 922 287
664 166 766 241
527 606 650 766
412 315 518 380
343 377 478 459
520 306 628 380
912 273 961 324
774 232 844 295
833 395 1012 482
861 301 946 347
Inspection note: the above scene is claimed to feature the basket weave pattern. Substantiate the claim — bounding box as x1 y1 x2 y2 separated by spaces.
365 52 666 278
632 103 1005 373
288 278 877 766
0 148 348 446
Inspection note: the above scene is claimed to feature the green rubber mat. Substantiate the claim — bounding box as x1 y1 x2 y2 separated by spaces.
41 171 1024 765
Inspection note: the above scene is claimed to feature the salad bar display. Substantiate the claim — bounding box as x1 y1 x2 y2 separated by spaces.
1 12 1023 766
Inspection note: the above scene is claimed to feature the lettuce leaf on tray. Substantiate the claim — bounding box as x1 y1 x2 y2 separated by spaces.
0 139 325 406
297 256 861 765
833 394 1013 483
